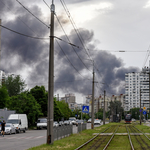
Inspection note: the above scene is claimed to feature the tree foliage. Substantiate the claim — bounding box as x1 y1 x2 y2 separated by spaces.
56 100 72 120
4 75 26 97
0 86 9 108
29 86 47 117
7 93 43 126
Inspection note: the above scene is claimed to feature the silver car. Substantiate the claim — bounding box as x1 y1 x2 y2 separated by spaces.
5 123 16 134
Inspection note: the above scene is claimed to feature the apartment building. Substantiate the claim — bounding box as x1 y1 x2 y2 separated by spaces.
125 67 150 111
61 93 76 111
0 70 5 86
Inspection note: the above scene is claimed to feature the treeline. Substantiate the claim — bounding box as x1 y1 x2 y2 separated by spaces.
0 75 75 126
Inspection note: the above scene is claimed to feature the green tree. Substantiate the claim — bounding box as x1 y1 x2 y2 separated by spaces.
4 75 26 97
95 108 103 119
0 86 9 108
30 86 47 116
7 93 43 126
109 100 124 121
56 100 72 120
54 98 63 121
129 108 140 120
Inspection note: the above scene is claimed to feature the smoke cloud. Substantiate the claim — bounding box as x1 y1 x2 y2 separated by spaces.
0 0 140 99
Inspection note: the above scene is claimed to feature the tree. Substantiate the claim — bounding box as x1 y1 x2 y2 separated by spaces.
29 86 47 116
0 86 9 108
7 93 43 126
56 100 72 120
109 100 124 121
4 75 26 97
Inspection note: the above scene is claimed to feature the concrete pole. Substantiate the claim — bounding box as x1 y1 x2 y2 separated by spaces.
103 90 106 125
149 72 150 110
0 19 1 69
140 89 142 125
47 2 55 144
91 61 95 129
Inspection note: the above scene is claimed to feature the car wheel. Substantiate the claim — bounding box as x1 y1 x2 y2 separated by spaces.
23 129 26 133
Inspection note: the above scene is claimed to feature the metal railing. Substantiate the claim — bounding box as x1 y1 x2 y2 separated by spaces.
78 123 87 132
53 125 73 141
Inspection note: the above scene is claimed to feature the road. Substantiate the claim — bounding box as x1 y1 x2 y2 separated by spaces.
0 123 104 150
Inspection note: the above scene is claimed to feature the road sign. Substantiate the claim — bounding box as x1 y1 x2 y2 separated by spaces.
143 111 147 115
143 107 146 110
82 106 89 113
139 109 142 112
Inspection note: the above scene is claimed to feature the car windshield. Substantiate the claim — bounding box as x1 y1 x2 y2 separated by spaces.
7 119 20 124
6 124 11 127
37 119 47 123
69 118 75 121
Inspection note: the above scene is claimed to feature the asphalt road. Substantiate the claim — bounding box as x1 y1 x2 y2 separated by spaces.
0 123 103 150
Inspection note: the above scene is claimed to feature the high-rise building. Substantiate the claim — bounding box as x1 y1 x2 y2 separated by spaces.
0 70 5 86
125 67 150 111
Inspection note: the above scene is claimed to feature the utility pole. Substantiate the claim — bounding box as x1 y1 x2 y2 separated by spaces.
91 60 95 129
149 72 150 109
47 1 55 144
140 89 142 125
98 96 100 117
0 19 1 69
103 90 106 125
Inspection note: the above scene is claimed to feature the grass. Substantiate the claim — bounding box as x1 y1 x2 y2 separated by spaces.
28 122 150 150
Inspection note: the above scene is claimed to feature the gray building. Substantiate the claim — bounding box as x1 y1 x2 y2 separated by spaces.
0 108 16 121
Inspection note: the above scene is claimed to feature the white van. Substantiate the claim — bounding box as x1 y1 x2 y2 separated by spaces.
36 118 47 129
7 114 28 133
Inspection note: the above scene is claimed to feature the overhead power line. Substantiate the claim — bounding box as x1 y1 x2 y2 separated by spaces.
60 0 92 61
0 24 49 40
56 39 91 81
55 13 92 73
16 0 50 28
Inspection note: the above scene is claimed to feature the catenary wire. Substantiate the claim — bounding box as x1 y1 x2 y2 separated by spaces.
55 13 92 73
0 24 49 40
55 39 92 81
0 0 42 37
16 0 50 28
60 0 92 61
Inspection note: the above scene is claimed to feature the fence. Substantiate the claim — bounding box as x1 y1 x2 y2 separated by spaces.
53 125 73 141
78 123 87 132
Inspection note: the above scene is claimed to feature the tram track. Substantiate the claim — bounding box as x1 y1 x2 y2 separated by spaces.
75 125 150 150
128 125 150 150
75 125 119 150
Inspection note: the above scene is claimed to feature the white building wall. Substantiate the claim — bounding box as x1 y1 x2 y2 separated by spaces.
125 68 150 111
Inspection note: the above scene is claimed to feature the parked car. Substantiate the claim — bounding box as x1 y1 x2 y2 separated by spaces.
36 118 47 130
87 118 91 123
94 119 101 125
68 120 72 125
5 123 16 134
59 121 64 126
77 120 84 124
69 117 78 126
53 121 59 127
64 120 69 125
131 118 136 122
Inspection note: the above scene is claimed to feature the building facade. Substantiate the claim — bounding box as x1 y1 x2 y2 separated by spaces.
61 93 76 111
0 70 5 86
125 67 150 111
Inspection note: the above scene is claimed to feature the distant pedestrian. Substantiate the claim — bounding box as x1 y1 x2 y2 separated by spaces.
0 120 6 137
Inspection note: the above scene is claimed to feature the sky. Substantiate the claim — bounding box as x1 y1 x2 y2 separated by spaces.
0 0 150 103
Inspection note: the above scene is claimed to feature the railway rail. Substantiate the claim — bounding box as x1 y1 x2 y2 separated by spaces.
75 125 119 150
127 125 150 150
75 125 150 150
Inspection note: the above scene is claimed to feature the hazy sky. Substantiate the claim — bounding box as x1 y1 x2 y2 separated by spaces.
1 0 150 103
